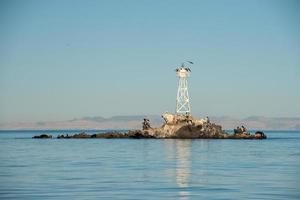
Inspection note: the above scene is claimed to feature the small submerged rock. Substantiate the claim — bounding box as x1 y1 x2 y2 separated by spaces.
32 134 52 139
255 131 267 139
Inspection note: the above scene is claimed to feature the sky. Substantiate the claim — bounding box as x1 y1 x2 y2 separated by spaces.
0 0 300 123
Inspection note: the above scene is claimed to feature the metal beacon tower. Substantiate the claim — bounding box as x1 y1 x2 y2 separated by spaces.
175 63 191 115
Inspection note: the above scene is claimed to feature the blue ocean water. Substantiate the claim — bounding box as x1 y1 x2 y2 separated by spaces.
0 130 299 200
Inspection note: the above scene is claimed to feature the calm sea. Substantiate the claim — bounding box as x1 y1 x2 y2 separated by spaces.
0 130 299 200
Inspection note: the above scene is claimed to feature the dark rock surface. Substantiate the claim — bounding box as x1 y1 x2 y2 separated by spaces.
54 131 155 139
169 123 227 139
254 131 267 139
32 134 52 139
44 127 266 140
33 120 267 140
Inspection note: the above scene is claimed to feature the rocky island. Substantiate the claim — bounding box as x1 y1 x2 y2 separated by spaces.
33 113 267 139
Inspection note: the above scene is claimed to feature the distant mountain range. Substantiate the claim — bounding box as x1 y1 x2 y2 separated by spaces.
211 116 300 131
1 115 300 130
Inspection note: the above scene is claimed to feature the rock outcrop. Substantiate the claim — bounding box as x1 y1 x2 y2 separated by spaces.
144 122 227 139
44 123 266 140
32 134 52 139
33 114 267 139
55 131 155 139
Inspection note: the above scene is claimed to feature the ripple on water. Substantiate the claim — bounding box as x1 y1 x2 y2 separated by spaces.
0 131 299 200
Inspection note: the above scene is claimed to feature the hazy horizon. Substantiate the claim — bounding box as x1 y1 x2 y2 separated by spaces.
1 114 300 131
1 0 300 123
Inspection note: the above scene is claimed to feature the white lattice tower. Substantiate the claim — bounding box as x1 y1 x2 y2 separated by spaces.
175 64 191 114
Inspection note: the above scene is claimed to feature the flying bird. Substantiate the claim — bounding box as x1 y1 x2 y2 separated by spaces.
187 61 194 64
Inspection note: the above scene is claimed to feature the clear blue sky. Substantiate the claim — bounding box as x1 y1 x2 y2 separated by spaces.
0 0 300 122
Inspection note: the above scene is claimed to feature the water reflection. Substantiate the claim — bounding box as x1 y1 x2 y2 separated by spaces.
164 140 192 200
